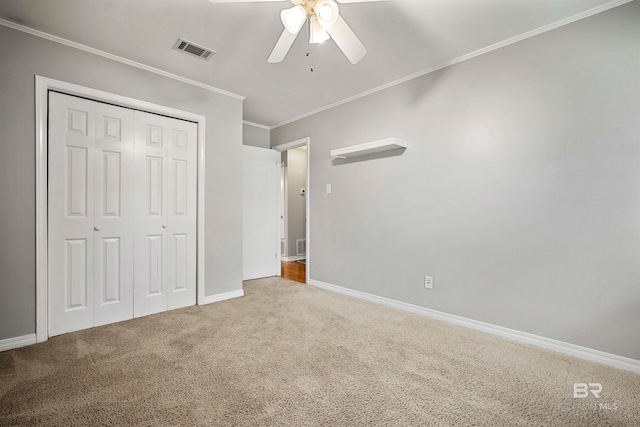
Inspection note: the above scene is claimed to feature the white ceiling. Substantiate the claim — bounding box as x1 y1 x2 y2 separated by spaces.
0 0 625 128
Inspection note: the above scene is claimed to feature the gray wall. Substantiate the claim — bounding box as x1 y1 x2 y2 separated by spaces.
284 148 307 257
0 25 244 341
272 2 640 359
243 122 270 148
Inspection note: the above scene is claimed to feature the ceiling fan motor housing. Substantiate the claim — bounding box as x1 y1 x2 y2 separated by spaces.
270 0 366 65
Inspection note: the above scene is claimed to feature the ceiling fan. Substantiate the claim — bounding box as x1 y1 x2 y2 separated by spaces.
211 0 380 64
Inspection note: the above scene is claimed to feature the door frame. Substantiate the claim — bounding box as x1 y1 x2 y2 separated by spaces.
273 137 310 284
35 76 207 343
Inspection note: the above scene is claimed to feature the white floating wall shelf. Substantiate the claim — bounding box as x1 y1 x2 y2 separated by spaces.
330 137 408 159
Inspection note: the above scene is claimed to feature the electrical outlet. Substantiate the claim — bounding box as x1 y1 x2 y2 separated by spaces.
424 276 433 289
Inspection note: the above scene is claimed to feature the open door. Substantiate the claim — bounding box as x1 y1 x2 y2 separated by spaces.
242 146 280 280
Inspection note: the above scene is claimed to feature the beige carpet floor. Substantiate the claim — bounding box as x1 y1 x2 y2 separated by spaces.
1 277 638 426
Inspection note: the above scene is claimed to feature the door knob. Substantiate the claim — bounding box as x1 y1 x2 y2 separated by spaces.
94 226 101 231
162 224 167 229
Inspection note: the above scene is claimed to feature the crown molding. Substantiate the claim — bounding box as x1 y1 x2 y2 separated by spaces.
243 120 271 130
0 18 245 101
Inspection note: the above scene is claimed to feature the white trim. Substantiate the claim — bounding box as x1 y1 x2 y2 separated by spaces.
0 19 244 101
196 117 207 308
304 140 311 284
282 255 306 262
243 120 271 130
280 165 287 265
35 76 207 342
0 334 37 352
35 77 48 343
199 289 245 305
274 137 311 284
272 138 310 152
307 279 640 374
270 0 633 129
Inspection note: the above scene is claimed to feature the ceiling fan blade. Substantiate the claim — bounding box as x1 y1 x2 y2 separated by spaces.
268 28 299 63
326 15 366 64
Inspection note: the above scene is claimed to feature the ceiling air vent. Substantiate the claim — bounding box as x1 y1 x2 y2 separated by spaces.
173 38 215 60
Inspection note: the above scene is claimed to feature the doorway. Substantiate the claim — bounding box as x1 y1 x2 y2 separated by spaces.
273 138 310 284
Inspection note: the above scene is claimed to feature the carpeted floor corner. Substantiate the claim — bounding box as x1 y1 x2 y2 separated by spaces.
1 276 639 426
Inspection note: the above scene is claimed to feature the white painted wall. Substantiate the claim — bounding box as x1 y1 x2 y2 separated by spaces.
271 2 640 360
243 122 270 148
0 24 244 341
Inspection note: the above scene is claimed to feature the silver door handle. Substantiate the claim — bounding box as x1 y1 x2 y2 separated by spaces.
162 224 167 229
94 226 101 231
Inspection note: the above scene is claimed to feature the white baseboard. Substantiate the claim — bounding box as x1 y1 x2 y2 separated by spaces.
307 279 640 374
2 291 245 352
282 255 305 262
0 334 37 352
199 289 245 305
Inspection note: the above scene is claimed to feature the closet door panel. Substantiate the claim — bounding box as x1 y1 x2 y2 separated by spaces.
93 103 135 327
134 111 169 317
167 121 197 310
133 111 197 315
48 93 96 336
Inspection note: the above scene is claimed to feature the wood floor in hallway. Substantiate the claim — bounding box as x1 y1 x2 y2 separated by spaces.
281 260 305 284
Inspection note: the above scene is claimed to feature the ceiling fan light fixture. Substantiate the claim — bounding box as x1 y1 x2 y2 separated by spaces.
281 5 307 35
309 16 330 44
315 0 339 29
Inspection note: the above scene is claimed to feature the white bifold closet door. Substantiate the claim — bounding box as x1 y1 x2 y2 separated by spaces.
133 111 197 318
48 92 136 335
48 92 197 337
